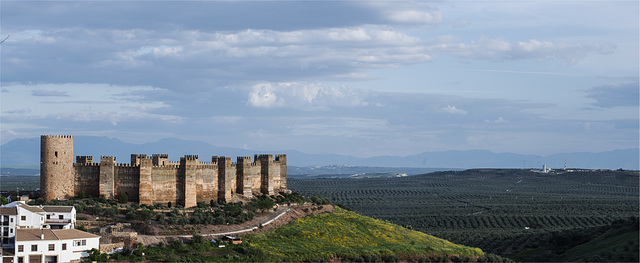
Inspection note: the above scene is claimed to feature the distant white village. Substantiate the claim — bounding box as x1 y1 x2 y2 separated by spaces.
1 201 100 263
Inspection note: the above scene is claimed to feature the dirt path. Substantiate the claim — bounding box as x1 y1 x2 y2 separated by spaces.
137 204 334 246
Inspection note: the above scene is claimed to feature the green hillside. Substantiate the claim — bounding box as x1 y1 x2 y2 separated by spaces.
512 217 639 262
560 226 639 262
244 208 484 262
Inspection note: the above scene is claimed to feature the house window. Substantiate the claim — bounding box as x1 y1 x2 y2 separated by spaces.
48 244 54 251
55 151 58 157
62 243 67 250
18 245 23 252
21 216 26 221
31 244 37 251
59 215 63 220
17 257 23 263
10 228 13 233
10 218 13 222
46 215 51 219
82 239 86 246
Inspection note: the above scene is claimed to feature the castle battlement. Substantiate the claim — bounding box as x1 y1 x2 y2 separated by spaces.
183 155 199 160
40 135 287 207
74 162 100 167
42 135 72 139
76 156 93 164
196 164 218 168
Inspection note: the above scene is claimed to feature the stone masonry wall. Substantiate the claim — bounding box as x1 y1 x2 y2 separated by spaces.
40 135 74 200
196 165 217 204
139 158 153 205
115 165 140 202
150 166 180 205
99 156 116 199
75 164 100 197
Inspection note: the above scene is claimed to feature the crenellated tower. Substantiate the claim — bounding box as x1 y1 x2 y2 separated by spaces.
180 155 199 208
276 154 287 189
99 156 117 199
40 135 75 200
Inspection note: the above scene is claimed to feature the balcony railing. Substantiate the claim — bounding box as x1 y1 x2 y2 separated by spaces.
45 219 71 224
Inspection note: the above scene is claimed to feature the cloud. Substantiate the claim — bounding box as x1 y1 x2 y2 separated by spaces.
386 9 442 24
248 83 284 108
365 2 442 25
31 90 69 97
247 82 369 109
435 37 615 62
586 81 639 108
485 117 509 124
3 26 431 89
440 105 468 115
2 83 177 124
135 45 183 57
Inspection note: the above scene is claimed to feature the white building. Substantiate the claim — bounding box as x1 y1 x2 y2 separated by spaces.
1 202 98 263
42 207 75 230
1 207 18 247
14 229 100 263
1 203 46 248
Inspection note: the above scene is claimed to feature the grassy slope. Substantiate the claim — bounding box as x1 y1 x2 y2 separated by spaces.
557 226 639 262
511 219 639 262
245 208 483 262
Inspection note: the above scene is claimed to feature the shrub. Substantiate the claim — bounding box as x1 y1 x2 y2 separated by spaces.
192 234 205 244
117 191 128 203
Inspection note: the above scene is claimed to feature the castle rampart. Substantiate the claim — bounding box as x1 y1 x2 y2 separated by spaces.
40 135 287 206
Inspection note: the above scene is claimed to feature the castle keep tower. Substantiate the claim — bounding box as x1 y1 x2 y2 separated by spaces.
40 135 74 200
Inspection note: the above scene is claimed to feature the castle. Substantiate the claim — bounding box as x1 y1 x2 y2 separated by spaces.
40 135 287 207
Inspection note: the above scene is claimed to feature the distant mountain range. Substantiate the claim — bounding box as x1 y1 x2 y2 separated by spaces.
1 136 638 170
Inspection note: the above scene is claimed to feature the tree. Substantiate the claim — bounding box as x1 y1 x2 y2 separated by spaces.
137 208 154 222
192 234 205 244
88 248 108 262
254 195 275 213
0 196 9 205
117 191 128 203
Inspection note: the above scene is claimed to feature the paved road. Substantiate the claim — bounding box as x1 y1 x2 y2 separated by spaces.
138 207 291 239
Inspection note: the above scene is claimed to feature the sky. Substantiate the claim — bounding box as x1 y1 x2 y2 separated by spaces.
1 0 638 158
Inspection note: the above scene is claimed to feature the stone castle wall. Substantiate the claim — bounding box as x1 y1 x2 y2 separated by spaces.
40 135 287 207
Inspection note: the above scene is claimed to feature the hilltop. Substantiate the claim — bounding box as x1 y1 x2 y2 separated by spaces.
243 207 486 262
128 208 500 262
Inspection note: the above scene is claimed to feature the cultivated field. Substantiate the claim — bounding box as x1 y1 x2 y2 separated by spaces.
289 169 639 262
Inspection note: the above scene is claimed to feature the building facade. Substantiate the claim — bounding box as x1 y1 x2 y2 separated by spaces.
1 202 98 263
40 135 288 207
14 229 99 263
